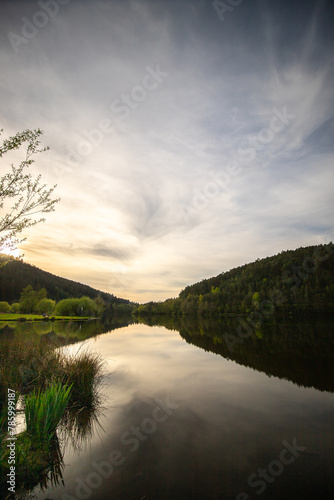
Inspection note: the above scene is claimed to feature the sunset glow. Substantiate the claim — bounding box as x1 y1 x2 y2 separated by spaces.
1 0 333 303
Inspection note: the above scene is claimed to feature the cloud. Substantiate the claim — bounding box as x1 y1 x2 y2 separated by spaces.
1 0 333 301
79 244 136 261
304 118 334 153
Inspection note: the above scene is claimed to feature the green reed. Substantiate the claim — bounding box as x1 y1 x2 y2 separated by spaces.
24 382 72 445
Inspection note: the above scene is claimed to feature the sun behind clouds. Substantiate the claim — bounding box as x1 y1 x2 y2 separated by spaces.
0 245 21 258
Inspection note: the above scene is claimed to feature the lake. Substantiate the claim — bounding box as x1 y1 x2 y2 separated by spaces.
3 315 334 499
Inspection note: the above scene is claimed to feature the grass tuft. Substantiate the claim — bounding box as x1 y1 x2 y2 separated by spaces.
0 335 105 495
61 349 104 407
25 382 72 445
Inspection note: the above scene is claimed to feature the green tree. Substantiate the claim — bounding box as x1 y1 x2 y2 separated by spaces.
252 292 260 310
10 302 20 313
19 285 47 313
77 297 97 317
0 301 10 313
34 298 55 315
53 296 98 317
94 295 106 317
53 298 80 316
0 129 60 253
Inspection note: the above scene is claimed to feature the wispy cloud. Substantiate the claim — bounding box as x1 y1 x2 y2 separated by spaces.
1 0 333 301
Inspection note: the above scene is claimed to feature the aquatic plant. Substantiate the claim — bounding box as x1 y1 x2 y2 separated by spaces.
25 382 72 445
0 336 105 495
61 349 104 407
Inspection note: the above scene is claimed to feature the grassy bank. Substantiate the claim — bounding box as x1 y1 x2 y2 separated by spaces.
0 314 91 321
0 336 104 495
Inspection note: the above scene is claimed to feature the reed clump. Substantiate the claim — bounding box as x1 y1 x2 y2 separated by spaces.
0 336 104 404
25 383 72 445
61 349 104 407
0 336 62 398
0 336 105 495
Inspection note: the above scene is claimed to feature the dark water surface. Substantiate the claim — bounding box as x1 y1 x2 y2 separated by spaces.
24 316 334 500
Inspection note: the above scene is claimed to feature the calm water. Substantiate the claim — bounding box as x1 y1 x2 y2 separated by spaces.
9 316 334 499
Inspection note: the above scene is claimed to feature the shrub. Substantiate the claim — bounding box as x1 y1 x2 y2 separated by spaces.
0 301 10 313
34 298 56 315
76 297 98 317
53 298 80 316
53 296 98 317
10 302 20 313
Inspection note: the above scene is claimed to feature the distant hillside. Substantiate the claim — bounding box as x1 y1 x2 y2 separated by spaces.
134 243 334 316
0 254 132 306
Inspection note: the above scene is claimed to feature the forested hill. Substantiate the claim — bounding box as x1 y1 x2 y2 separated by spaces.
0 254 132 305
134 243 334 316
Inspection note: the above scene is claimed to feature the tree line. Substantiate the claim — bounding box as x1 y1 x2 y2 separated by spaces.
0 285 106 317
0 254 133 307
133 243 334 317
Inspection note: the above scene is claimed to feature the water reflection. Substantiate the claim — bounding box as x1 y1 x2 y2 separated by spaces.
59 400 105 454
2 314 332 394
0 315 135 345
15 434 65 495
1 316 333 499
139 314 334 392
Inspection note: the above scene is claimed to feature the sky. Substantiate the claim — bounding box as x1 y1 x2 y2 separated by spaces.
0 0 333 303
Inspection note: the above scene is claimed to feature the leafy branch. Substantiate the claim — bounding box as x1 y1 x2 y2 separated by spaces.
0 128 60 252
